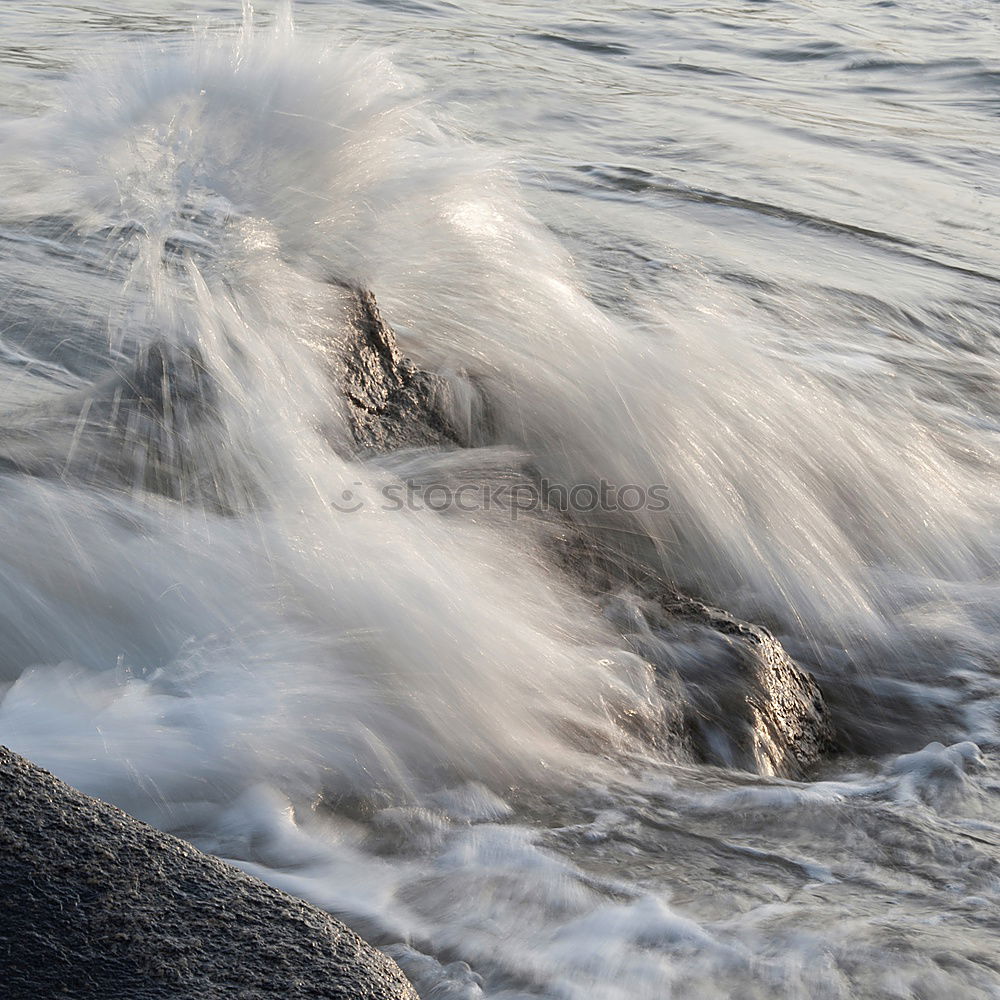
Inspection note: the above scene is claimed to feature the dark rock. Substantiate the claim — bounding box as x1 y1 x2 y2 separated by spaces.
336 284 479 453
555 531 835 777
0 286 474 503
0 286 835 779
330 288 838 777
0 747 418 1000
626 593 835 777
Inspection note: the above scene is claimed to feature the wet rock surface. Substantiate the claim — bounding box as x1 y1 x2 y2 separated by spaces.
0 286 836 780
338 285 466 453
0 285 468 502
0 747 418 1000
616 593 835 777
547 524 836 778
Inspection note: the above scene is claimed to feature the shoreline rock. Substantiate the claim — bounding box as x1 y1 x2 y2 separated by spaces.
0 747 418 1000
337 284 470 454
618 593 835 777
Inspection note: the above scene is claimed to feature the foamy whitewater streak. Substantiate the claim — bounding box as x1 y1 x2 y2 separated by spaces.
1 12 999 999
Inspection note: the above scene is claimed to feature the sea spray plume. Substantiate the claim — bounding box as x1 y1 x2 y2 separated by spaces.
0 21 682 826
4 13 994 657
365 173 1000 635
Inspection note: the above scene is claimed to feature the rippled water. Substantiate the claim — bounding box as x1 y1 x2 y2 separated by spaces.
1 3 999 998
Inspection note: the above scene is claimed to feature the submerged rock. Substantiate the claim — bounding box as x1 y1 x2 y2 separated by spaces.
0 285 470 502
0 341 242 509
614 593 835 777
548 526 836 778
0 286 836 779
0 747 418 1000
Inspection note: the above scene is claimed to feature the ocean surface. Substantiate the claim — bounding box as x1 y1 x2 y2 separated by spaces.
1 2 999 997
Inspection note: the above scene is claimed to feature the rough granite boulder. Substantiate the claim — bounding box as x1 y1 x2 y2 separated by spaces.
0 285 467 499
554 530 836 778
0 747 418 1000
0 341 238 509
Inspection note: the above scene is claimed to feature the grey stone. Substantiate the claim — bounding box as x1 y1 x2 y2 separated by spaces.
626 593 835 777
332 295 836 778
0 285 836 781
336 284 467 454
0 285 470 503
552 530 836 778
0 747 418 1000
